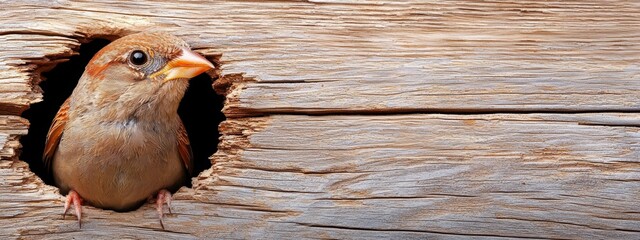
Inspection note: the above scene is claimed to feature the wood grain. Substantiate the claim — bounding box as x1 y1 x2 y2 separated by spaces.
205 114 640 239
2 114 640 239
0 1 639 116
0 0 639 239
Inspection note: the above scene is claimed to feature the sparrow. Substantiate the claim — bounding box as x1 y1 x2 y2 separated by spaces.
42 31 214 229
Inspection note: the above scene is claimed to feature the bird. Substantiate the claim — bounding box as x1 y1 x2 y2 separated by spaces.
42 31 214 229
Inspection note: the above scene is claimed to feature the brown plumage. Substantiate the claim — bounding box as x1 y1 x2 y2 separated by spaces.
43 31 213 229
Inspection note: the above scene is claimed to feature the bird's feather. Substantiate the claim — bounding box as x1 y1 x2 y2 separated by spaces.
177 121 193 176
43 98 70 173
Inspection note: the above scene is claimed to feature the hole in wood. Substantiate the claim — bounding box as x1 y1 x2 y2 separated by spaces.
19 38 224 193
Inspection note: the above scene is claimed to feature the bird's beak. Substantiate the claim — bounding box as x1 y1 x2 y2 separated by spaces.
152 48 215 82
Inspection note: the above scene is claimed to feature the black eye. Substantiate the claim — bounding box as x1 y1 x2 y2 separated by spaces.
129 50 148 66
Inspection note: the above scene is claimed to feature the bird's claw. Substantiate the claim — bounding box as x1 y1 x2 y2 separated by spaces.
63 190 84 228
156 189 173 230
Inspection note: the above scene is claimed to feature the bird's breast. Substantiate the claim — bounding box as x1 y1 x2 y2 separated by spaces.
53 116 186 211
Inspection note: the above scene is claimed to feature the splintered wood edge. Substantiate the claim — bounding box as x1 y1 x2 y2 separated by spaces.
0 115 63 203
0 43 257 235
0 31 242 203
214 73 257 118
186 116 272 200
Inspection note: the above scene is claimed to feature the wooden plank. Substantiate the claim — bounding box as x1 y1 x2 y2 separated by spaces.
3 114 639 238
1 1 639 239
0 1 639 116
206 114 640 239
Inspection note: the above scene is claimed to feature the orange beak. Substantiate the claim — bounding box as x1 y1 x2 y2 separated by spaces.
151 48 215 82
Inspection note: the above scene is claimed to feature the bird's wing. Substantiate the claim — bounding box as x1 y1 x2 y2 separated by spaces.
177 120 193 176
43 98 70 173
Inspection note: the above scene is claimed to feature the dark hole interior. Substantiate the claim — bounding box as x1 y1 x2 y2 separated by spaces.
20 38 224 189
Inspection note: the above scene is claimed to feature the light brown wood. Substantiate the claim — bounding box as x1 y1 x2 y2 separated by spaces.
0 0 639 239
0 1 639 116
2 114 640 238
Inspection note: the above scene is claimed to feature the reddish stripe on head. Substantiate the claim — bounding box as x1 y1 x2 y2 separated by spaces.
86 63 108 78
86 63 109 78
85 46 115 78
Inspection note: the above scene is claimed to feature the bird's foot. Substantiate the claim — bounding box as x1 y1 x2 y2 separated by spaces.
63 190 84 228
155 189 173 230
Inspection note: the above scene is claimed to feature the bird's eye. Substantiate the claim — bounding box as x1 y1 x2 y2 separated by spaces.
129 50 148 66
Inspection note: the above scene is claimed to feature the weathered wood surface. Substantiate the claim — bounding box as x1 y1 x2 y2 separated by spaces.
2 114 640 239
0 0 639 239
1 1 640 116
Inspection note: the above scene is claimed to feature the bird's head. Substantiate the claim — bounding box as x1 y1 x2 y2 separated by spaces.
71 31 214 119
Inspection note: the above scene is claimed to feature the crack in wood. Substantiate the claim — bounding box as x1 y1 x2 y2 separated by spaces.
292 222 551 239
